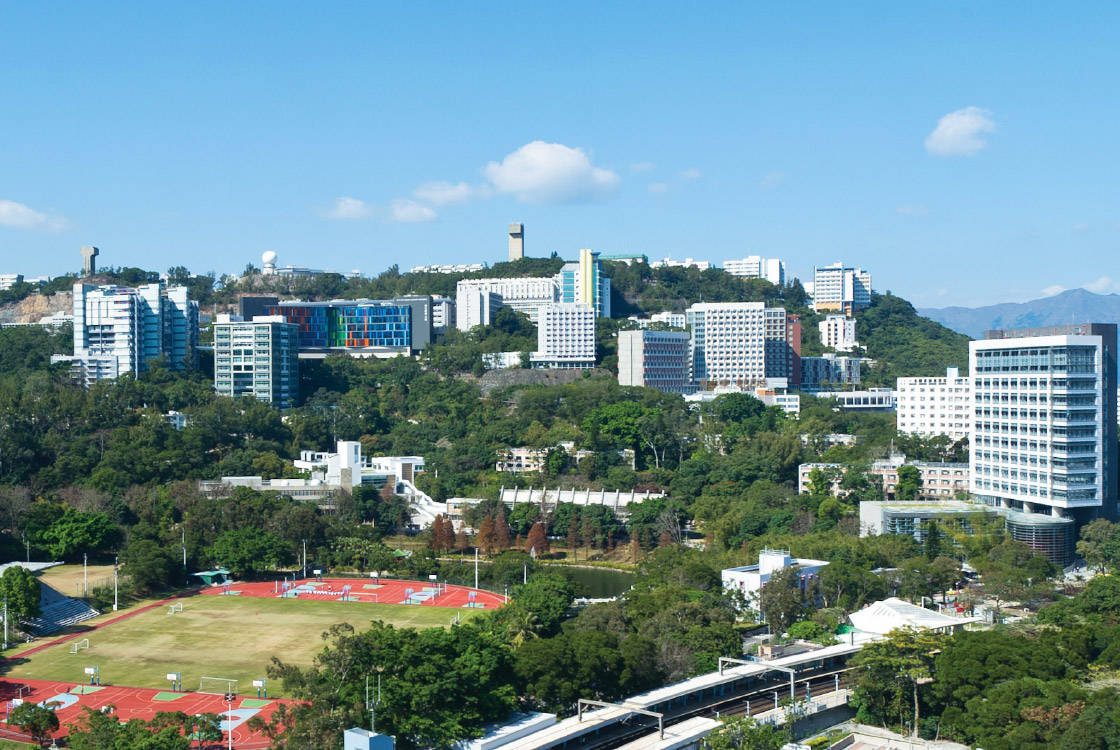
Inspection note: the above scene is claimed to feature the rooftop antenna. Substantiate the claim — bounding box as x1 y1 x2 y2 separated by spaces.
366 675 382 733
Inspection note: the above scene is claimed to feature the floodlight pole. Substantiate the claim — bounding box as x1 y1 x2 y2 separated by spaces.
3 596 8 650
182 526 187 571
474 546 479 589
113 555 119 611
227 693 233 750
302 539 307 579
84 553 88 597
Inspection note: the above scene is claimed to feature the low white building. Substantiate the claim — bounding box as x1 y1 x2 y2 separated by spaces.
0 273 25 290
651 257 711 270
410 263 486 274
818 315 858 352
895 367 971 441
722 549 829 613
531 303 596 369
723 256 785 286
456 277 558 329
684 384 800 416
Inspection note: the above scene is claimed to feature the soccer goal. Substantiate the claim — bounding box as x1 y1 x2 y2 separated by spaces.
69 638 90 654
168 602 183 614
199 677 238 696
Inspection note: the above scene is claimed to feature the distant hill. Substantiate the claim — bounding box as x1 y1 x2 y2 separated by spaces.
918 288 1120 338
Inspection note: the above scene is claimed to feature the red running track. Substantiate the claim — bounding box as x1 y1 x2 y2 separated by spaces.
0 678 288 748
199 578 507 609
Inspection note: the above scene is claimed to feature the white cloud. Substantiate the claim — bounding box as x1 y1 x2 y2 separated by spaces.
680 168 702 180
1073 222 1090 232
647 182 667 195
389 199 437 223
484 141 620 205
413 181 485 206
896 205 930 216
924 106 996 157
1042 284 1066 296
319 197 373 220
0 199 69 231
758 171 784 190
630 161 655 172
1084 276 1120 294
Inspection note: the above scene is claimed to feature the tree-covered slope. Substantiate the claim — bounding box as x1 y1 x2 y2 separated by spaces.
857 293 971 386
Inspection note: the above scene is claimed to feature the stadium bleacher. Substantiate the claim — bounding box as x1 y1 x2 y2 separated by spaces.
23 582 100 636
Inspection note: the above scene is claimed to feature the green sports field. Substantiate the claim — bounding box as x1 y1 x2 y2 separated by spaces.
3 595 480 698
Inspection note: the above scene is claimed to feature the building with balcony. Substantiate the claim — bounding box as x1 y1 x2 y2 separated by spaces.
52 282 199 386
896 367 972 441
617 329 693 394
531 303 596 369
969 324 1118 529
819 315 858 351
686 302 794 387
812 262 872 313
213 314 299 410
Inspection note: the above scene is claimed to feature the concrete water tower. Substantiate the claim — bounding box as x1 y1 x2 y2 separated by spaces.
80 246 99 276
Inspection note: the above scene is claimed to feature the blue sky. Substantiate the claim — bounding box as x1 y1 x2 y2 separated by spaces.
1 3 1117 307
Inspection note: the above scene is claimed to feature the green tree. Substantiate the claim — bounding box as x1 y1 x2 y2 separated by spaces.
39 506 119 560
1076 519 1120 574
514 574 576 636
851 627 945 733
9 702 59 746
207 528 292 577
894 465 922 502
0 565 42 623
758 565 809 633
703 716 787 750
121 539 181 593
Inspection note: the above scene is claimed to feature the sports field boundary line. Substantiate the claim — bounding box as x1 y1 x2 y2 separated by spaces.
1 591 201 662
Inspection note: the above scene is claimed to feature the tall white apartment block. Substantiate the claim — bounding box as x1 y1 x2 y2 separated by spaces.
54 282 198 386
618 329 693 394
812 262 872 313
213 315 299 410
819 315 859 351
531 303 596 369
455 277 556 329
896 367 972 441
723 256 786 286
970 325 1118 526
686 302 792 386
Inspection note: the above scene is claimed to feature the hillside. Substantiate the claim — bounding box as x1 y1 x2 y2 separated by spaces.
918 288 1120 338
857 293 972 386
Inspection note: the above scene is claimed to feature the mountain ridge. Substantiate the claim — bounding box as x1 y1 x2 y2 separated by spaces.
918 288 1120 338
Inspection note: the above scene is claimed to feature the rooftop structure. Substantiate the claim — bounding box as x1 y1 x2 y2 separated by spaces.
80 245 99 276
848 597 983 635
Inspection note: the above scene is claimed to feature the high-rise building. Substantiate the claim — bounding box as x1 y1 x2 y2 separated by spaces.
896 367 972 441
509 223 524 262
812 262 872 313
557 249 611 318
723 256 786 286
970 324 1118 560
265 299 428 355
686 302 793 387
213 315 299 410
455 277 557 329
819 315 859 351
531 303 596 369
52 282 199 386
617 329 693 394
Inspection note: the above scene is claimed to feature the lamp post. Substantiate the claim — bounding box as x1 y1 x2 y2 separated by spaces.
302 539 308 580
113 555 119 611
83 553 88 598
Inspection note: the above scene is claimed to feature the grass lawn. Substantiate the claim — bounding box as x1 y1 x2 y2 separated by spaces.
36 563 117 599
3 595 479 698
